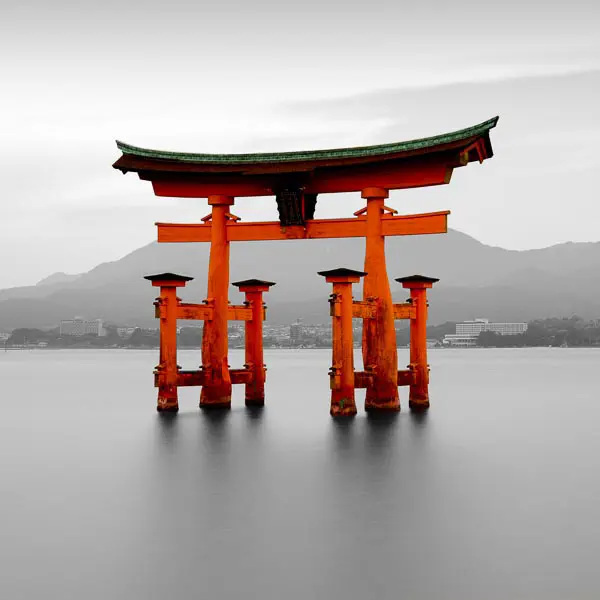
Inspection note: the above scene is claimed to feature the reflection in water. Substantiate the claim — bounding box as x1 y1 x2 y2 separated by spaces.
1 349 600 600
245 404 265 422
409 410 429 429
329 417 354 452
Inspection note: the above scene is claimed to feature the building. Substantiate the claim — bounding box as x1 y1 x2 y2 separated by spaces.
116 326 137 338
60 317 106 337
444 318 528 347
290 319 304 345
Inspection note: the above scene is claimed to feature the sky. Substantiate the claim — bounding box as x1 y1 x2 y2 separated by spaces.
1 0 599 289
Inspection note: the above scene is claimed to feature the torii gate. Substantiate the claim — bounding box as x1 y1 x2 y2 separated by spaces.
113 116 498 414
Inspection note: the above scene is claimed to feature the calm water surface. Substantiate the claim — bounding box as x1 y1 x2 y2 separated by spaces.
1 348 599 599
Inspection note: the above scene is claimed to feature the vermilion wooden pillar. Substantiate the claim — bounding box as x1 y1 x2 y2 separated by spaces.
396 275 439 411
201 195 234 408
232 279 276 406
319 268 366 416
145 273 193 412
362 187 400 412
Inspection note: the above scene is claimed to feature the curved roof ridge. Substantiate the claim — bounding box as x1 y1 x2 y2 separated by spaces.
115 116 498 165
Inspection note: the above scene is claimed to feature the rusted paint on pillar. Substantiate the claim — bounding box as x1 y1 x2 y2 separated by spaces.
232 279 276 406
396 275 439 411
145 273 193 412
361 187 400 412
201 195 234 408
319 268 366 416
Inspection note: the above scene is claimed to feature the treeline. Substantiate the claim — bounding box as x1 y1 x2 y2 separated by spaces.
478 317 600 347
4 326 210 349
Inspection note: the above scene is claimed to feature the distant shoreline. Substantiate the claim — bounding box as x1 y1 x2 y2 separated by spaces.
3 345 598 351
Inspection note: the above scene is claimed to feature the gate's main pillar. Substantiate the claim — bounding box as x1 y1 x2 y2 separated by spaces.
361 187 400 412
200 195 234 408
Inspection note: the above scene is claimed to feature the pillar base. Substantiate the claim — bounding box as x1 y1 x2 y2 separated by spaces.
245 397 265 407
365 398 401 413
409 399 430 412
199 398 231 409
157 402 178 413
200 380 232 409
330 404 357 417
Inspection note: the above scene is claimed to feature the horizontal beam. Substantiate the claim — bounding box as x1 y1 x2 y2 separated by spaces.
354 370 374 389
162 368 416 388
155 303 261 321
157 211 449 243
177 303 212 320
155 368 254 388
397 369 416 386
352 301 376 319
393 303 416 320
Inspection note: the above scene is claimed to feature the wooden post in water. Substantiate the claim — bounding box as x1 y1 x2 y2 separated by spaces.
361 187 400 412
396 275 439 411
319 268 366 416
232 279 276 406
145 273 193 412
200 195 234 409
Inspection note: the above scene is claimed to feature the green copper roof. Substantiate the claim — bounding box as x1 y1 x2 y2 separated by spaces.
115 116 498 165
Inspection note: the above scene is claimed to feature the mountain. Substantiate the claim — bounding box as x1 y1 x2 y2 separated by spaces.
1 229 600 330
36 272 82 287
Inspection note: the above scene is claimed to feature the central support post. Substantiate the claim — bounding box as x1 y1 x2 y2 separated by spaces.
200 195 234 408
361 187 400 412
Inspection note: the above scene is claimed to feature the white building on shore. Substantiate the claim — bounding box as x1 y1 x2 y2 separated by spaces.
60 317 106 337
443 318 528 347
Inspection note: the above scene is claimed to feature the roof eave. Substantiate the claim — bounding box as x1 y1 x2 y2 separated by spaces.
113 116 499 174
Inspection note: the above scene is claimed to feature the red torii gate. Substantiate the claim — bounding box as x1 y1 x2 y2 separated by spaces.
113 116 498 414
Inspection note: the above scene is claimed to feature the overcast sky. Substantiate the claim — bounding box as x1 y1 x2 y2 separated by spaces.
1 0 599 289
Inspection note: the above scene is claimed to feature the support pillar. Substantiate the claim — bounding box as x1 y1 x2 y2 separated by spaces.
361 187 400 412
319 268 366 416
201 195 234 408
396 275 439 411
144 273 193 412
232 279 276 406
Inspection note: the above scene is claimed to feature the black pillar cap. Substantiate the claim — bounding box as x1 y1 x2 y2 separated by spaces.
394 275 439 284
317 268 368 278
232 279 276 287
144 273 194 282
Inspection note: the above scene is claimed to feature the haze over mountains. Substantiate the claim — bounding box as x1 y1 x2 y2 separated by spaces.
1 229 600 331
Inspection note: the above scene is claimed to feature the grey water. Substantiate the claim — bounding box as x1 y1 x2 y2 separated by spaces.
1 348 599 599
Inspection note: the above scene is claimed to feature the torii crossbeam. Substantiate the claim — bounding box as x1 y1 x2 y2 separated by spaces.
114 116 498 413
